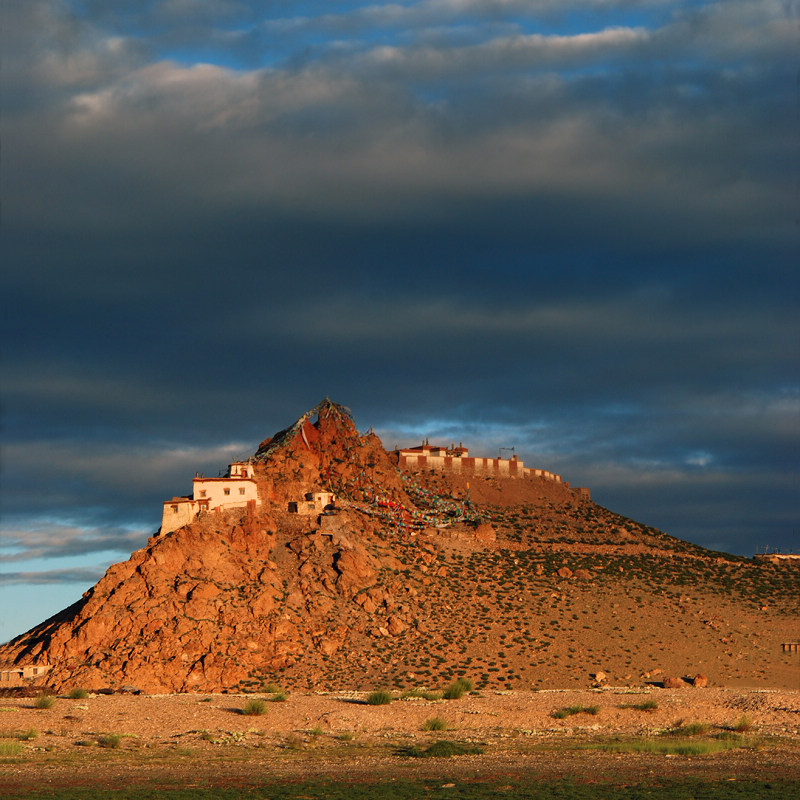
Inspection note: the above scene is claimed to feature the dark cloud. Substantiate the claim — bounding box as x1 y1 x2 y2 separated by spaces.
1 0 797 637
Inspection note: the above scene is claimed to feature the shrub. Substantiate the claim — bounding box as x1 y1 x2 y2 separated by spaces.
262 682 283 694
98 734 121 749
676 722 709 736
68 688 89 700
241 699 267 716
630 699 658 712
18 729 39 741
552 704 599 719
731 715 753 733
0 740 22 757
442 678 473 700
402 688 442 701
407 740 484 758
365 690 392 706
34 695 54 710
269 691 288 702
422 717 449 731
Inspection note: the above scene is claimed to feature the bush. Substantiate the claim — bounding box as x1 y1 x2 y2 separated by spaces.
552 704 599 719
631 699 658 712
402 687 442 701
675 722 709 736
731 715 753 733
421 717 449 731
269 691 288 702
18 729 38 741
34 695 54 709
365 690 392 706
241 698 267 716
0 740 22 757
98 734 121 749
68 688 89 700
407 740 484 758
262 682 283 694
442 678 473 700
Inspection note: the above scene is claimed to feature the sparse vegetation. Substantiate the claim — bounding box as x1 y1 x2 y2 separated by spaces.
595 735 757 756
421 716 449 731
0 740 22 757
621 699 658 712
401 687 442 701
67 688 89 699
404 739 485 758
442 677 473 699
673 721 709 736
98 734 122 749
33 695 54 710
241 698 268 716
365 690 392 705
552 704 600 719
731 714 753 732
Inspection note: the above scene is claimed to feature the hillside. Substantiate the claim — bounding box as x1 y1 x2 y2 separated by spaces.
1 399 797 693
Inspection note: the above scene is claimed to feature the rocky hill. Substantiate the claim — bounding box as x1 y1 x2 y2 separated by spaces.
1 399 797 694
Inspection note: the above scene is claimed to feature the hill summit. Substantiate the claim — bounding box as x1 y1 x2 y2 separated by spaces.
1 400 797 693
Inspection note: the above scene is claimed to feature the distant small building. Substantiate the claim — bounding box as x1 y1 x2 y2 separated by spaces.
0 664 51 684
288 491 336 515
161 461 261 534
397 442 561 481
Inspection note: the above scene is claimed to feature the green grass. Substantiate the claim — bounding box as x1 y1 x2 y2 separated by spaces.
0 779 797 800
67 688 90 699
403 739 485 758
442 677 473 699
0 740 23 757
401 687 442 700
33 695 55 709
673 721 709 736
421 716 449 731
594 734 757 756
240 698 267 716
621 699 658 712
552 704 600 719
365 690 392 705
731 714 753 732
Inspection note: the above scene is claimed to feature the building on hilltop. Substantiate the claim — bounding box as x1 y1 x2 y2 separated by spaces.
397 442 562 482
160 461 261 534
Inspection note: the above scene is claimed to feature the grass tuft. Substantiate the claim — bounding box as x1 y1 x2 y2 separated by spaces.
365 690 392 706
33 695 55 710
405 740 485 758
421 716 449 731
241 698 267 716
98 734 122 749
731 714 753 733
68 688 89 700
0 740 22 757
622 699 658 712
552 704 600 719
442 678 473 700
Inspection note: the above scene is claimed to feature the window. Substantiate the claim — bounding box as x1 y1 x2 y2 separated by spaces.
199 490 207 497
239 487 246 495
224 488 231 496
172 505 178 512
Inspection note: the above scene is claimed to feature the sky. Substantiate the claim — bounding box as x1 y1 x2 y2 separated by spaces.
1 0 798 644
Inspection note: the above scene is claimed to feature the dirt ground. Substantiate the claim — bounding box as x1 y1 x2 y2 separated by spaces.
2 687 799 791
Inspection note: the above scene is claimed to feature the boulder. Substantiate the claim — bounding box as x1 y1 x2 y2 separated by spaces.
691 673 709 687
556 567 573 578
662 676 688 689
